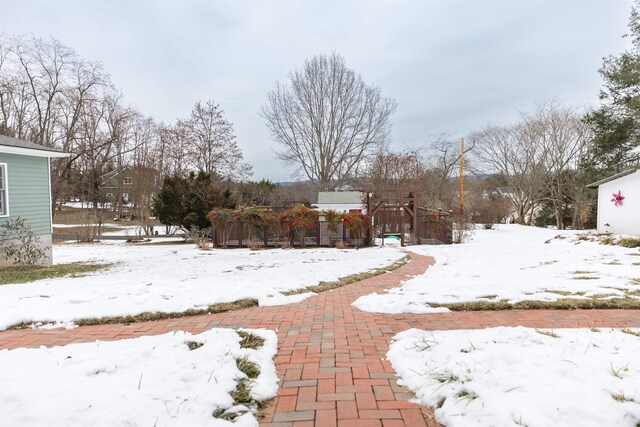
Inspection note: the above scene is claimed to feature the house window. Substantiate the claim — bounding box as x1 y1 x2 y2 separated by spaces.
0 164 7 217
122 193 129 202
105 192 113 198
123 177 132 185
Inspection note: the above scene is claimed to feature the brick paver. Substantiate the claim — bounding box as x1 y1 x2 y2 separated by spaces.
2 251 640 426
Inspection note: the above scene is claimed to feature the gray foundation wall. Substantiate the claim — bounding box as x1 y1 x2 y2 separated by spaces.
0 233 53 268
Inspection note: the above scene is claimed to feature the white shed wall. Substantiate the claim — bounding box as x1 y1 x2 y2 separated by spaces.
314 203 364 213
597 170 640 236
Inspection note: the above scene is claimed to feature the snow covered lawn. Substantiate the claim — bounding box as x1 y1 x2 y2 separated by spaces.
0 328 277 427
388 327 640 427
355 225 640 314
0 242 403 329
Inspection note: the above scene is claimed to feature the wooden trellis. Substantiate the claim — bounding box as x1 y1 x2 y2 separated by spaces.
365 190 418 247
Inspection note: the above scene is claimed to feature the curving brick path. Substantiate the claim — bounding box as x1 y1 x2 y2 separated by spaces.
2 252 640 426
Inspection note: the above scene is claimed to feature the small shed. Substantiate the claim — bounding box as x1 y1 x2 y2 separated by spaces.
587 167 640 237
314 191 365 213
0 135 68 266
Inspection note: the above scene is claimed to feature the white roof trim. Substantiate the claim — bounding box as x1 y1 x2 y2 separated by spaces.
0 145 69 158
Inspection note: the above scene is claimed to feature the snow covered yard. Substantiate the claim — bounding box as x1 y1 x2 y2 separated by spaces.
0 328 277 426
0 242 403 329
388 327 640 427
355 225 640 314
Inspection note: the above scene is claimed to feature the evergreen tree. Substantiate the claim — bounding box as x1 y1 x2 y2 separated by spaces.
154 172 236 231
583 0 640 177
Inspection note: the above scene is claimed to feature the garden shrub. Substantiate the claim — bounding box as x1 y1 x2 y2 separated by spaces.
287 204 318 248
323 209 342 245
0 217 46 268
342 211 368 248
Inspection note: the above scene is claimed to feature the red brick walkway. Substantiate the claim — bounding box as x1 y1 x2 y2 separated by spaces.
2 252 640 427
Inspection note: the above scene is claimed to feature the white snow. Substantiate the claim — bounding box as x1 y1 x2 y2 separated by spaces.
354 225 640 314
388 327 640 427
0 243 403 329
0 328 278 427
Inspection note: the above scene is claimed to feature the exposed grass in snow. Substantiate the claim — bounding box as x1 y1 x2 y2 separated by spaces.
0 243 403 330
388 327 640 427
8 298 259 330
0 328 278 426
283 255 410 295
0 262 110 285
354 225 640 315
52 225 124 235
238 330 266 349
428 298 640 312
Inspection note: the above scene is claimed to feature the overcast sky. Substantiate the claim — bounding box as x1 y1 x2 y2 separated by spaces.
0 0 634 181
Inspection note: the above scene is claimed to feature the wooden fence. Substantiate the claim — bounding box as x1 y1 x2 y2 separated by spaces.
212 220 367 248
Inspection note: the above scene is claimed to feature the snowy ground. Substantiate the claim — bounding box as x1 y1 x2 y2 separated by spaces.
0 242 403 329
0 328 277 426
388 327 640 427
354 225 640 314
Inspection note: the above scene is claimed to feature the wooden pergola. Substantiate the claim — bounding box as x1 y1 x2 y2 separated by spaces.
365 189 418 247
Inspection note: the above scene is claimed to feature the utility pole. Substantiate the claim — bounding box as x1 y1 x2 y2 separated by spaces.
459 137 465 214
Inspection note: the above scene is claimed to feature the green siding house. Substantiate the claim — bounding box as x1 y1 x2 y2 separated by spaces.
0 135 67 267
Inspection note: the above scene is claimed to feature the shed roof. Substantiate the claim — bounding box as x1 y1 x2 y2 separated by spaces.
317 191 364 205
0 134 67 157
586 168 639 188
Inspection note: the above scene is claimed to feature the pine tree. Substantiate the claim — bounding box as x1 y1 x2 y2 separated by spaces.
583 0 640 177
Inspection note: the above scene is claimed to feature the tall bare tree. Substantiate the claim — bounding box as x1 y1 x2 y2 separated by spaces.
178 100 251 179
262 53 397 190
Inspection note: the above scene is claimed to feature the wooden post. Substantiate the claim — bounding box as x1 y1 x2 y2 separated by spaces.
400 209 405 247
460 138 465 214
238 221 243 247
316 220 321 247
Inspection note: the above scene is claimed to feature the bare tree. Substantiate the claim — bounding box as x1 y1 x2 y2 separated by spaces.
177 101 251 179
364 148 426 190
472 103 588 227
262 53 397 190
472 122 548 224
536 103 590 229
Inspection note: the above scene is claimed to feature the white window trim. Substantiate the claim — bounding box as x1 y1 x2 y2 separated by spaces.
0 162 9 218
123 177 133 185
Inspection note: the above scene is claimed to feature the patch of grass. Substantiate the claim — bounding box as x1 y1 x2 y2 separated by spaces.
535 329 559 338
53 226 123 235
429 298 640 311
230 379 253 406
283 255 410 296
619 238 640 248
432 371 459 383
610 362 629 378
604 261 622 265
610 391 635 402
456 390 478 403
621 328 640 337
632 262 640 266
572 276 599 280
238 331 265 349
544 289 585 297
0 262 110 285
572 270 595 275
8 298 259 330
236 357 260 379
185 341 204 350
478 294 498 299
589 293 621 299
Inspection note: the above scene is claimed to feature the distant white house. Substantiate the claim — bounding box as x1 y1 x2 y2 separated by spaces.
314 191 365 213
587 147 640 236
